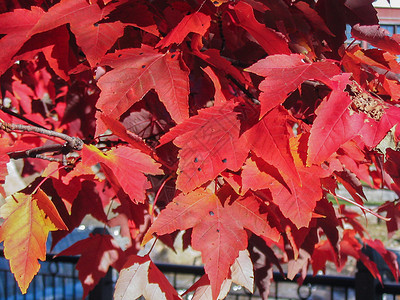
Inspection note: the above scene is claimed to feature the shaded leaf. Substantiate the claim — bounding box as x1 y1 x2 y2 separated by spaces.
351 24 400 55
246 54 341 116
295 2 334 36
57 233 124 298
114 255 181 300
364 239 399 282
99 114 153 156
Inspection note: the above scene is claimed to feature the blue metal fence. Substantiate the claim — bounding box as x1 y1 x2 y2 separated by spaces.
1 250 400 300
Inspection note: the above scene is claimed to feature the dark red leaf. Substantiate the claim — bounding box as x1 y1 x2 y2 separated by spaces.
352 24 400 55
246 54 341 116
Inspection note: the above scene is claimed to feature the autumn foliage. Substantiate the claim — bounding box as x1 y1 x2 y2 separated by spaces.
1 0 400 299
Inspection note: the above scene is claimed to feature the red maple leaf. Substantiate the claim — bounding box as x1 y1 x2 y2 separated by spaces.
233 2 291 55
157 11 211 48
114 255 181 300
351 24 400 55
144 188 279 299
1 1 400 299
243 106 300 184
242 155 323 229
307 74 366 165
29 0 125 67
96 46 190 130
81 145 163 203
159 102 249 192
0 7 44 75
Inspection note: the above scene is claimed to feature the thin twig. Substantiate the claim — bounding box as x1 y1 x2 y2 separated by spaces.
151 175 173 217
226 74 260 104
330 192 390 221
7 143 65 160
34 155 63 163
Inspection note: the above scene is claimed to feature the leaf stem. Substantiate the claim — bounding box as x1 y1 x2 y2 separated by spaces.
329 192 390 221
145 236 159 256
151 175 173 216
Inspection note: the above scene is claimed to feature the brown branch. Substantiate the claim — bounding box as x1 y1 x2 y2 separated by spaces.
1 121 84 165
1 122 84 151
226 74 260 105
7 144 65 160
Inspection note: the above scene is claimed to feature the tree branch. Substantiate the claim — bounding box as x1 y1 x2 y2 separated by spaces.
7 144 65 160
0 122 84 151
226 74 260 105
1 121 84 165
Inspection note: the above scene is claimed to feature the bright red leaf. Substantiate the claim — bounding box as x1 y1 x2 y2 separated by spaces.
157 11 211 48
159 102 249 193
233 2 291 55
243 106 300 184
308 74 366 165
0 7 44 75
144 188 280 299
81 145 163 203
1 1 400 299
242 155 323 229
29 0 125 67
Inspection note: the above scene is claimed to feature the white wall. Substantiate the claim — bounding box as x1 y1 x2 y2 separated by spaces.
374 0 400 8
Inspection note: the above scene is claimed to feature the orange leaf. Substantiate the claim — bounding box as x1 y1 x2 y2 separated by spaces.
0 189 67 293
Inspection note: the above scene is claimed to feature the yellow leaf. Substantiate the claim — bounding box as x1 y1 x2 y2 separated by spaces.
0 189 67 293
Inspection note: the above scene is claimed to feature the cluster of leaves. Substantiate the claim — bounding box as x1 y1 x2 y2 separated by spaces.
1 0 400 299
